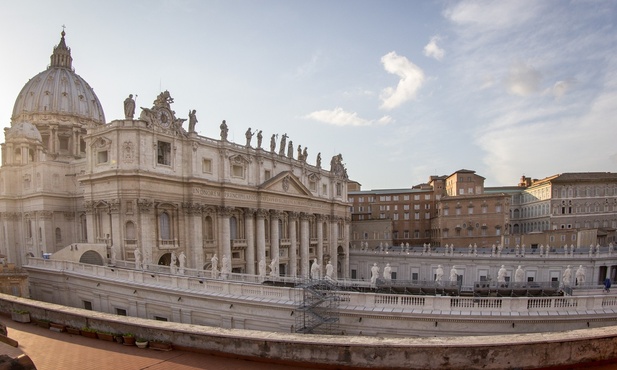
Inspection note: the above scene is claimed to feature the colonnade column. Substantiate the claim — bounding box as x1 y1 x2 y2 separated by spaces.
244 208 256 274
184 202 204 270
330 217 339 279
270 211 281 274
316 215 324 266
256 209 267 272
218 206 232 267
300 213 310 278
288 212 298 277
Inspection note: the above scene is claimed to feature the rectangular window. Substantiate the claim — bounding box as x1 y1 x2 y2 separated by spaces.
425 194 431 200
459 188 465 195
404 212 410 220
393 196 399 201
83 301 93 310
403 205 410 210
116 308 127 316
468 207 473 214
414 195 420 200
403 195 410 201
232 164 244 178
264 170 271 180
414 212 420 220
97 150 108 164
323 184 327 195
443 208 449 216
393 213 399 220
157 141 171 165
309 180 317 191
425 212 430 219
414 204 420 210
202 158 212 173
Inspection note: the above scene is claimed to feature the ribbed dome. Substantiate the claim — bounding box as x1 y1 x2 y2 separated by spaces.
10 31 105 126
5 121 42 142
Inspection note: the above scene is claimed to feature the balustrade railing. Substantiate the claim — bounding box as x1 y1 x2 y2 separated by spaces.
24 257 616 317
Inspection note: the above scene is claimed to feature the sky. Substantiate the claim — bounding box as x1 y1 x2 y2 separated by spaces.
0 0 615 190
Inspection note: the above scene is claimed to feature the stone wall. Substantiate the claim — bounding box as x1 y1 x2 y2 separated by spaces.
2 293 617 369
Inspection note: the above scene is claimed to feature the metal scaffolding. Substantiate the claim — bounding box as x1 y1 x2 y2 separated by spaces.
294 278 341 335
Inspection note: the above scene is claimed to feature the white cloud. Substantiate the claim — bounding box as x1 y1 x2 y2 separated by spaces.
379 51 425 110
504 61 541 96
423 36 445 61
444 0 541 32
304 107 392 127
544 79 575 99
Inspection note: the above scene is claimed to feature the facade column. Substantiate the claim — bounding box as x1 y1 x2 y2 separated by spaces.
288 212 298 277
2 213 19 265
270 211 281 273
84 201 96 244
183 202 203 270
343 216 351 279
244 208 256 274
137 199 155 268
218 206 232 267
37 211 53 255
72 127 79 156
255 209 267 272
109 200 121 260
49 125 57 154
330 217 339 279
300 212 310 278
316 215 324 266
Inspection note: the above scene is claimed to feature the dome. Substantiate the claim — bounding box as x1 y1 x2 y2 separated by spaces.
5 121 42 142
10 31 105 126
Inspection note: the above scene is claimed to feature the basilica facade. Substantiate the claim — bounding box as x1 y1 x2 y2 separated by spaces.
0 31 351 278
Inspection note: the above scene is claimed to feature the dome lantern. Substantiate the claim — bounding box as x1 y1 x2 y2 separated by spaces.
50 30 73 70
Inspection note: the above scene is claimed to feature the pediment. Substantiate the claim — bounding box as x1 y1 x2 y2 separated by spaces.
260 171 312 196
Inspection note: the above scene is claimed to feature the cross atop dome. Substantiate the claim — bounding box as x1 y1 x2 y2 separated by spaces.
50 27 73 70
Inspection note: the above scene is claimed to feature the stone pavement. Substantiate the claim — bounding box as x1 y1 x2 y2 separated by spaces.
2 318 307 370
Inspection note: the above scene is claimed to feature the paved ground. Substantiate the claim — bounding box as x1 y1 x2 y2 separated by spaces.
4 317 617 370
2 318 308 370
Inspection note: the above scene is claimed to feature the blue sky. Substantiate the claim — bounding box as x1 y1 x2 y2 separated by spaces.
1 0 615 189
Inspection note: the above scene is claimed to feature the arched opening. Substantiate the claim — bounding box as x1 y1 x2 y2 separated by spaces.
79 250 104 266
158 253 171 266
159 212 171 240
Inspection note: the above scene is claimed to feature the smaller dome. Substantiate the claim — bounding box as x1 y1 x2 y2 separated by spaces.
5 121 42 142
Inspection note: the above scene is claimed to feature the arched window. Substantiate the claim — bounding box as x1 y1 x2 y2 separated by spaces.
204 216 213 240
159 212 171 240
230 216 238 240
25 218 32 239
125 221 136 245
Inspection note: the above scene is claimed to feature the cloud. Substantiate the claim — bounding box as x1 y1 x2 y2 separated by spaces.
544 79 575 99
504 61 541 96
423 36 445 61
304 107 392 127
379 52 425 110
444 0 540 32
